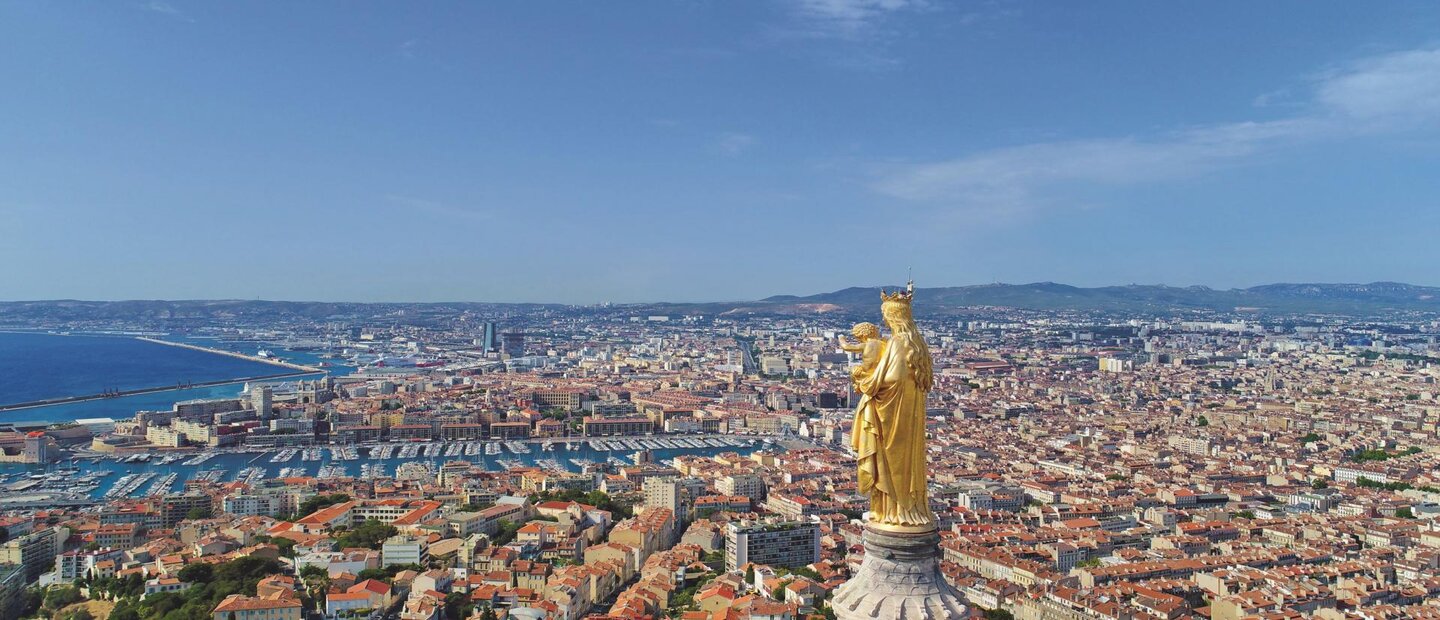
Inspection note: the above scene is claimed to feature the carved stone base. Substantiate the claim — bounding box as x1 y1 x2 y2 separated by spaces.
832 524 969 620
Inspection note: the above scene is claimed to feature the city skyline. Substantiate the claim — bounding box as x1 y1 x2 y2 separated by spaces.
6 278 1440 306
4 2 1440 303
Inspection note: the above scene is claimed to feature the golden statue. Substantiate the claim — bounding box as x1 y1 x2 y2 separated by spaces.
844 281 935 530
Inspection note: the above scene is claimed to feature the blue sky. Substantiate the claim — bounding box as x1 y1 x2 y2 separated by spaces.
3 1 1440 303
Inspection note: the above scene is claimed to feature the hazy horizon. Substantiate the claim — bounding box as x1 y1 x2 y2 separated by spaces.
4 278 1439 306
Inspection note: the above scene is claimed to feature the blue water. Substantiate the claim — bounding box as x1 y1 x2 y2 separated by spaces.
0 332 338 425
4 383 293 425
0 332 286 405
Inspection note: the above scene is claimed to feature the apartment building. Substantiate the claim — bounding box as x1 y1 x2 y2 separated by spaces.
725 521 820 572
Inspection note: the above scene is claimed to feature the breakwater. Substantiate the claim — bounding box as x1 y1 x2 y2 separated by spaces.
136 337 320 373
0 370 318 412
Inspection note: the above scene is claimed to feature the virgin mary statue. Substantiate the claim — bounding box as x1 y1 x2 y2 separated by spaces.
850 284 935 529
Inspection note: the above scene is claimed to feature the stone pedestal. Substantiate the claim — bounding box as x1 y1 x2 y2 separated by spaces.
832 524 969 620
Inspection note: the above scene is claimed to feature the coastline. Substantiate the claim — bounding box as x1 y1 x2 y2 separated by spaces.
0 370 319 413
0 333 328 415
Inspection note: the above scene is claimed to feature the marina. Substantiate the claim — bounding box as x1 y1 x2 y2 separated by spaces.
0 435 765 504
144 472 178 496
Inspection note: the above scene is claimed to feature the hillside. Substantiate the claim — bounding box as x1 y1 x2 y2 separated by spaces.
760 282 1440 315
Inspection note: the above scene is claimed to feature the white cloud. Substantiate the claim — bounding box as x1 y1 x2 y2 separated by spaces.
1316 48 1440 124
768 0 1007 71
874 46 1440 216
718 132 757 156
140 1 194 22
783 0 928 39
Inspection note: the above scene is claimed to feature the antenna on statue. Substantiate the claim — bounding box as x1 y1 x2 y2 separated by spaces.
907 266 914 294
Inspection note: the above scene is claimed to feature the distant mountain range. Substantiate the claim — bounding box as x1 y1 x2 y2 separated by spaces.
2 282 1439 323
756 282 1440 315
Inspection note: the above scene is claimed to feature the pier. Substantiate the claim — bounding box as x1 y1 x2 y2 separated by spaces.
0 370 321 412
135 337 321 373
0 336 326 412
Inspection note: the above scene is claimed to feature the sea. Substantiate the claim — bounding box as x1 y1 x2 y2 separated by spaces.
0 332 346 425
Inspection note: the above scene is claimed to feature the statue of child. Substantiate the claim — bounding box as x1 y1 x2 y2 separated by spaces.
838 322 882 388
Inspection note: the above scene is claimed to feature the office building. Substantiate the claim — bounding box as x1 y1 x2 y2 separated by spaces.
480 322 498 353
501 331 525 356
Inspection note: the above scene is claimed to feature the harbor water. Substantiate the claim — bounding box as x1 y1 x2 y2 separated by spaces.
0 332 351 425
0 436 764 501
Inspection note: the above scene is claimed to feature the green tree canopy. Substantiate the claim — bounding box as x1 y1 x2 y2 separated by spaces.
334 519 397 550
176 563 213 584
43 585 83 611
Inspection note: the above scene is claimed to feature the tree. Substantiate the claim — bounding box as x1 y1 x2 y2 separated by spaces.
789 566 822 582
1396 507 1417 519
1312 478 1328 490
108 601 141 620
444 591 474 620
1196 415 1209 427
17 587 43 618
43 585 83 611
271 536 297 557
771 582 789 601
177 563 214 584
356 563 424 583
186 506 212 521
670 587 696 612
119 572 145 598
480 607 499 620
335 519 398 550
983 608 1015 620
491 519 523 547
1353 449 1401 463
300 565 332 613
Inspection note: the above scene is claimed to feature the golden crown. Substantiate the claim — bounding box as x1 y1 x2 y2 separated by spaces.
881 279 915 304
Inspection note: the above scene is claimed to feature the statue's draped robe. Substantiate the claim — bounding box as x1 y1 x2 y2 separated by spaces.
851 335 932 526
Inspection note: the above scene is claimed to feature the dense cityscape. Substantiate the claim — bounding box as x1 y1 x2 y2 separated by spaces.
3 298 1440 620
